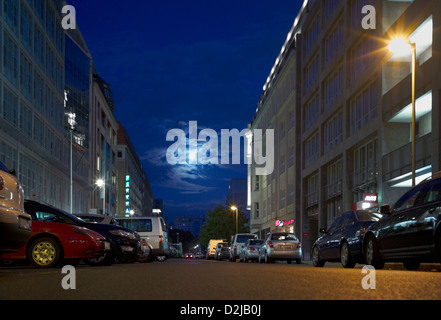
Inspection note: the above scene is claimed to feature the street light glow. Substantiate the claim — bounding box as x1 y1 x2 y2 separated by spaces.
96 179 104 187
230 206 237 211
388 37 412 56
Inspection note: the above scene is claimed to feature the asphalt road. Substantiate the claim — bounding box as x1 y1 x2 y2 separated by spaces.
1 258 440 300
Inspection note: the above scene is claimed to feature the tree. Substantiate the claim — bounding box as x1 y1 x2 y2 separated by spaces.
199 204 249 248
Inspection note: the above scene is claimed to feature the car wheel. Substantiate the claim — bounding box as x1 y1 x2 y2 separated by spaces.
340 242 356 268
364 236 384 270
312 245 325 267
264 252 273 263
27 237 62 268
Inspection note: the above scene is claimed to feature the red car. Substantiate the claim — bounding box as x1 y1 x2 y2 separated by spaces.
0 221 110 268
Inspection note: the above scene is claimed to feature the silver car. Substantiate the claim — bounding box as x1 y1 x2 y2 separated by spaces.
239 239 263 262
259 232 302 264
0 161 32 253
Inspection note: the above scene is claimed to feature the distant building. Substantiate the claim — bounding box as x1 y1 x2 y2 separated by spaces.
116 121 153 217
89 74 118 216
174 216 205 237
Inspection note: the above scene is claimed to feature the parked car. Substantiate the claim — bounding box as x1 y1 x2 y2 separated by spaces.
364 173 441 270
229 233 258 261
74 213 117 225
239 239 263 262
312 210 383 268
24 200 141 265
259 232 301 264
206 239 225 260
0 221 110 268
116 216 169 260
214 242 230 260
0 161 32 253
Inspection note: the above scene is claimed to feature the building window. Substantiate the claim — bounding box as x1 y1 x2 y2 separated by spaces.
304 14 320 58
306 174 319 207
323 65 343 111
304 93 319 131
324 111 343 154
353 139 377 189
323 18 344 67
304 132 319 167
304 55 320 95
254 202 259 219
349 81 378 134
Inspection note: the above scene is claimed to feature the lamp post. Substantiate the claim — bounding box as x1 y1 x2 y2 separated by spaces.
230 205 238 234
66 111 76 214
388 37 417 187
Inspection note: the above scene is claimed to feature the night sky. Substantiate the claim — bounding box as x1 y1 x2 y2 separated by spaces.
69 0 304 224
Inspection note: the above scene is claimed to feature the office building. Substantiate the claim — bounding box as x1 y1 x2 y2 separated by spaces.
89 73 118 216
248 0 441 258
0 0 90 213
116 121 154 217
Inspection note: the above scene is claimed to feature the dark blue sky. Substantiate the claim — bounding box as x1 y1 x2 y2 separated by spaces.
70 0 303 224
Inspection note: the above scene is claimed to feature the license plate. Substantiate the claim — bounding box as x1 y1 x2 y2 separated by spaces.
104 241 111 251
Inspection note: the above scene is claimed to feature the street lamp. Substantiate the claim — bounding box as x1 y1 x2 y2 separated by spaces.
388 37 416 187
230 205 238 234
96 178 105 215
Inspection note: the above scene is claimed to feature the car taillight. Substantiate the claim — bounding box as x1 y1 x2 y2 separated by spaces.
141 239 147 246
159 235 163 243
0 176 4 191
268 241 273 248
297 242 301 249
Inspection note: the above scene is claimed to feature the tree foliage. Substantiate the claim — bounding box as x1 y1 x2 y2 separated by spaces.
199 204 249 248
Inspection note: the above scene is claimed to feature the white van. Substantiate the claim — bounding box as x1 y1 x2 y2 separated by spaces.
117 217 169 260
206 239 224 260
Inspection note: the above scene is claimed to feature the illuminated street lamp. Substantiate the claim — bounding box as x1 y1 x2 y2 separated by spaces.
96 178 105 215
388 37 416 187
230 205 238 234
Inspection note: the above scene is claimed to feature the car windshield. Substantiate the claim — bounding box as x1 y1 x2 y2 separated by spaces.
249 240 263 246
271 233 298 241
355 211 383 222
31 204 86 224
118 219 152 232
236 235 257 242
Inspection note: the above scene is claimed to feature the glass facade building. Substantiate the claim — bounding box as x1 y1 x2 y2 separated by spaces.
248 0 441 258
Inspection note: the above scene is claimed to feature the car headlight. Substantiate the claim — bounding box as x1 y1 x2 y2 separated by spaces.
109 229 137 239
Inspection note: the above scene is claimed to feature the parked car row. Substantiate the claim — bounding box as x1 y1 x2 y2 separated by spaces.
0 199 151 268
312 172 441 270
209 232 303 264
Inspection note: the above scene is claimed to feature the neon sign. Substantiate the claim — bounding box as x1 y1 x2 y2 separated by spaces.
125 175 130 216
275 219 294 227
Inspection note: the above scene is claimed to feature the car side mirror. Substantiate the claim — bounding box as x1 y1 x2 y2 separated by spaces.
319 227 328 234
380 204 391 215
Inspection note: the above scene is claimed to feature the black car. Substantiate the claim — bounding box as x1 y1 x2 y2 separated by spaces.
24 200 141 265
364 173 441 270
312 210 383 268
